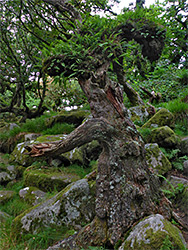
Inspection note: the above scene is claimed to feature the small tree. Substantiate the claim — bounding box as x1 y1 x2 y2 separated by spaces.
20 0 169 247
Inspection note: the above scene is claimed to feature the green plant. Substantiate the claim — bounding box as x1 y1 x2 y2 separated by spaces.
42 122 75 135
160 236 173 250
159 174 185 200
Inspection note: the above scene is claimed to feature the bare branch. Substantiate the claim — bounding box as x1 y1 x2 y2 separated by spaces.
25 118 115 157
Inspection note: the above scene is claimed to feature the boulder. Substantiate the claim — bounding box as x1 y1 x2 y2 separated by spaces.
142 108 174 129
0 190 15 204
128 106 150 124
45 110 90 128
118 214 186 250
180 138 188 155
10 142 34 166
19 186 47 205
23 165 81 192
183 160 188 177
148 126 180 148
61 140 101 166
12 179 95 236
0 165 17 184
145 143 172 175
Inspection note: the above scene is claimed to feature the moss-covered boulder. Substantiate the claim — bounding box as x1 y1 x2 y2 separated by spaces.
45 110 90 128
119 214 186 250
23 165 81 192
128 106 150 124
145 143 172 175
0 132 26 154
12 179 95 236
0 165 18 184
148 126 180 148
142 108 174 129
19 186 47 205
61 140 101 166
0 190 15 204
174 186 188 230
180 137 188 155
10 142 34 166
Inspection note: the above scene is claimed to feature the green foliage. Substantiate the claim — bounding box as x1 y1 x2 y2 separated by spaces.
159 174 185 200
60 164 92 179
138 127 152 142
160 236 173 250
160 148 188 171
42 122 75 135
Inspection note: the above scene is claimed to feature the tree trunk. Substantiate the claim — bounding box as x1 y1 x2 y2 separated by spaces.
26 64 167 246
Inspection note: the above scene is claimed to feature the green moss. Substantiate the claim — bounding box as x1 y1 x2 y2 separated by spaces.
122 215 186 250
23 165 80 192
145 143 172 175
142 108 174 129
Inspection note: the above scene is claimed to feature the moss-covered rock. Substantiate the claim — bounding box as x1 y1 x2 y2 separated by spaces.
10 142 34 166
45 110 90 128
180 137 188 155
0 164 18 184
119 214 186 250
174 186 188 230
0 190 15 204
128 105 150 124
23 165 81 192
145 143 172 175
148 126 180 148
142 108 174 129
19 186 47 205
12 179 95 236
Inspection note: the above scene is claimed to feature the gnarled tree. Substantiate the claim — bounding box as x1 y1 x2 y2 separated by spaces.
25 0 169 248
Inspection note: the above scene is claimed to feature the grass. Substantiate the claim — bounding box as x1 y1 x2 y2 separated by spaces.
0 112 75 141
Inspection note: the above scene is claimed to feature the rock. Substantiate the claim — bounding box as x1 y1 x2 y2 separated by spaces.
0 132 26 154
118 214 186 250
61 147 84 166
145 143 172 175
142 108 174 129
148 126 180 148
24 133 41 141
0 165 18 184
9 123 20 130
19 186 47 205
12 179 95 236
183 160 188 177
168 176 188 188
45 110 90 128
0 190 15 204
128 106 150 124
10 142 34 166
0 210 10 222
174 186 188 230
180 138 188 155
23 165 81 192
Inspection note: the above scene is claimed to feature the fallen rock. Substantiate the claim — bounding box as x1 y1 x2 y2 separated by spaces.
181 138 188 155
142 108 174 129
148 126 180 148
12 179 95 236
23 165 81 192
118 214 186 250
0 190 15 204
128 105 150 124
19 186 47 205
145 143 172 175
